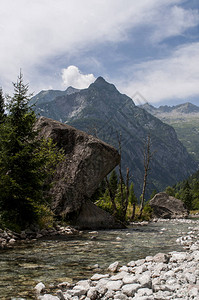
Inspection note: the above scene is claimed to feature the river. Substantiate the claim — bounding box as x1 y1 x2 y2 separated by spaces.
0 220 194 299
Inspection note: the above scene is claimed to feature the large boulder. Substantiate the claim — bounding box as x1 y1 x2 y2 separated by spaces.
35 117 122 229
149 192 188 219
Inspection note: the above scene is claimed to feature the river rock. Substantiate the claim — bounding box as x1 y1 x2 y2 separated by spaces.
108 261 120 273
149 192 188 219
35 117 122 229
35 282 45 294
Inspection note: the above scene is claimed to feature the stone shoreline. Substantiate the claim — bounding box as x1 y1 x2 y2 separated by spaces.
0 225 79 249
34 219 199 300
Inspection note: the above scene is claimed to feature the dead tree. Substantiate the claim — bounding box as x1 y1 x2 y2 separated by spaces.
118 133 130 221
139 134 155 218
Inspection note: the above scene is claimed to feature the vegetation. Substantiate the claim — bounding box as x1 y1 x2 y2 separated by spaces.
94 169 153 222
166 118 199 163
0 73 64 231
164 169 199 211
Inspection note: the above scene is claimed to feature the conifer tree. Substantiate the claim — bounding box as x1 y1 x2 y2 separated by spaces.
129 182 137 220
0 73 63 230
0 88 5 123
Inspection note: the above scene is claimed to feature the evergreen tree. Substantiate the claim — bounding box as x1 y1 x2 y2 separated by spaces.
109 169 118 196
165 186 175 196
182 181 193 211
0 88 5 123
0 73 63 230
129 182 137 220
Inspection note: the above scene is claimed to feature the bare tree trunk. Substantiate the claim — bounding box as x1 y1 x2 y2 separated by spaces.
139 134 153 218
131 203 136 220
123 167 129 219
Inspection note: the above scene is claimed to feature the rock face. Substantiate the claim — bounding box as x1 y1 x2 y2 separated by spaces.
149 192 188 219
35 116 122 229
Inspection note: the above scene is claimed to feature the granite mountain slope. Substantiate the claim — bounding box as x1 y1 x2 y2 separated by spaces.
33 77 198 197
141 102 199 163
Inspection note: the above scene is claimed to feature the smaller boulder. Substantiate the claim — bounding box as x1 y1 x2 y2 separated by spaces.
149 192 188 219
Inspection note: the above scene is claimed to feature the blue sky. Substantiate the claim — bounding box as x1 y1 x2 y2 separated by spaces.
0 0 199 107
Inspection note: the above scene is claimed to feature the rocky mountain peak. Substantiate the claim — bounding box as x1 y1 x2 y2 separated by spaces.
175 102 199 114
90 76 118 92
65 86 80 95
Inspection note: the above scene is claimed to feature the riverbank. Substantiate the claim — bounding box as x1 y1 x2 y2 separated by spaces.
0 225 79 249
35 218 199 300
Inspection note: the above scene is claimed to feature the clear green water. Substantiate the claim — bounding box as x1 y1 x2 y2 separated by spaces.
0 221 193 299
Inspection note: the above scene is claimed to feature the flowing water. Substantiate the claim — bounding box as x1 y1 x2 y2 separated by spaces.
0 220 194 299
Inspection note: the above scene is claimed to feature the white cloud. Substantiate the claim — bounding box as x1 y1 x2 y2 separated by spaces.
119 42 199 104
148 5 199 42
0 0 198 96
62 66 95 89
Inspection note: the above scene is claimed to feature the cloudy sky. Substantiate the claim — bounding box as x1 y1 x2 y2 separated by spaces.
0 0 199 106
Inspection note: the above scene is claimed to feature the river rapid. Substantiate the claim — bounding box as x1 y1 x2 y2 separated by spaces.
0 220 197 299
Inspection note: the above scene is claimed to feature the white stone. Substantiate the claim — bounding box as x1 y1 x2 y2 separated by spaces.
185 272 196 284
137 273 152 288
108 261 120 272
145 256 153 262
170 252 187 262
119 266 129 272
56 290 65 300
188 287 198 297
114 291 128 299
136 288 153 296
102 290 114 299
135 265 147 274
95 278 109 294
153 253 169 263
67 286 88 297
153 263 168 276
35 282 45 294
192 250 199 260
122 283 141 296
135 259 145 266
8 238 16 244
123 274 137 284
38 295 59 300
57 281 72 289
76 279 91 290
110 271 128 281
153 290 172 299
87 287 98 300
106 280 123 291
127 260 135 267
162 270 175 279
91 273 109 280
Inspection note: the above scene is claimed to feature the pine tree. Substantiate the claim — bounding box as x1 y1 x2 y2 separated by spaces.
109 169 118 196
182 181 193 211
129 182 137 220
0 88 5 123
0 73 63 230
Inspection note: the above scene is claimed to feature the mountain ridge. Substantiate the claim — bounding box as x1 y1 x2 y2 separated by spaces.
33 77 198 197
141 102 199 162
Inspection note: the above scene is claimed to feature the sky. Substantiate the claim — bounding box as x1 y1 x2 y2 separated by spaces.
0 0 199 107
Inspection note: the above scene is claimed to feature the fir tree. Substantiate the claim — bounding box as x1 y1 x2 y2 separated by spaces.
129 182 137 220
0 88 5 123
0 73 63 230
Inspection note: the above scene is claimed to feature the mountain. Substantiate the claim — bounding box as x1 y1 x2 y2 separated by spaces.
141 102 199 163
30 86 79 106
33 77 198 198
